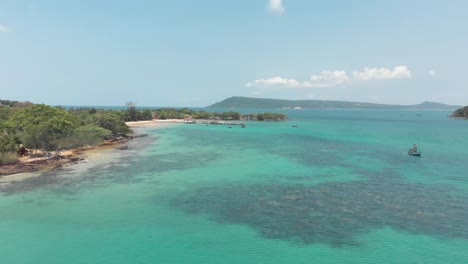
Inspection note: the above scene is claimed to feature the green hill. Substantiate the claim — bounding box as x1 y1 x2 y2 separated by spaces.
207 96 461 110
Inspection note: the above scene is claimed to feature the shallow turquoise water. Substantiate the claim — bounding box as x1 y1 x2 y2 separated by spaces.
1 110 467 263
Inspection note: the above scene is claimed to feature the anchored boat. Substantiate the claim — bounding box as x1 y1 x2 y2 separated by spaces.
408 144 421 157
408 150 421 157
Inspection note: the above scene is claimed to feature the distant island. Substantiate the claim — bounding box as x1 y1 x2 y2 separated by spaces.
207 96 461 110
450 106 468 119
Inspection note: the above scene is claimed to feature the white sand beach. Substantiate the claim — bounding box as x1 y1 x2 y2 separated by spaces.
125 119 186 127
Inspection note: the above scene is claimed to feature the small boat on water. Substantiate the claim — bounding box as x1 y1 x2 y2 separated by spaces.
408 150 421 157
408 144 421 156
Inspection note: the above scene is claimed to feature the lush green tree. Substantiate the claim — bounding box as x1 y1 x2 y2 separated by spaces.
260 112 287 121
0 106 13 121
179 107 193 116
93 112 130 135
125 101 138 121
141 109 153 120
74 125 112 139
154 108 186 119
0 131 18 153
219 111 241 120
192 110 211 119
256 113 265 121
1 120 21 164
55 125 112 149
88 108 97 114
9 104 77 151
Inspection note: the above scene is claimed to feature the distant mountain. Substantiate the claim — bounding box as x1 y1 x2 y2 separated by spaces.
207 97 462 110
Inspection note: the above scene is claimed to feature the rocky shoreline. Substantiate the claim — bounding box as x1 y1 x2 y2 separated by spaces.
0 133 147 177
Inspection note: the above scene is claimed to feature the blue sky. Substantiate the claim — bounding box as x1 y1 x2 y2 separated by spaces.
1 0 467 106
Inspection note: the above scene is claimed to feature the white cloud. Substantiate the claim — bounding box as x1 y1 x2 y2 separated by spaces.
306 70 351 87
246 65 412 88
0 25 11 33
246 76 300 88
352 66 411 80
268 0 285 15
246 71 351 88
429 69 436 76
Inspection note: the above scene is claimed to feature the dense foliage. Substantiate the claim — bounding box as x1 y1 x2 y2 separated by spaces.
117 101 153 122
255 112 287 121
0 131 20 165
1 105 20 164
0 103 131 163
451 106 468 119
9 104 78 151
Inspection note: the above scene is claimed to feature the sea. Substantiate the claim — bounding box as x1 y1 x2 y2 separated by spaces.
1 109 467 264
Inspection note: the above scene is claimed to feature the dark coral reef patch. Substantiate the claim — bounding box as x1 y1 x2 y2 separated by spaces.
173 179 468 247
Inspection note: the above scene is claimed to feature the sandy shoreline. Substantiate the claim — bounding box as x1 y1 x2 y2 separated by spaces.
125 119 186 127
0 138 129 179
126 119 247 128
0 143 119 185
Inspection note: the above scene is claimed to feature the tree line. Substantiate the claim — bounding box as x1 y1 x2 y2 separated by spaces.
152 108 287 121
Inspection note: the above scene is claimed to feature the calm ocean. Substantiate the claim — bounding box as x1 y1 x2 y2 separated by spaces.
1 109 467 264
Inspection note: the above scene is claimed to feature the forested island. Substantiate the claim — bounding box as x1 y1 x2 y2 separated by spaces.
451 106 468 119
208 96 461 110
0 99 286 167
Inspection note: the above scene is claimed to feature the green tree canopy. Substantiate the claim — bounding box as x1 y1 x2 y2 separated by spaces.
55 125 113 149
92 112 130 136
8 104 77 151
